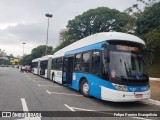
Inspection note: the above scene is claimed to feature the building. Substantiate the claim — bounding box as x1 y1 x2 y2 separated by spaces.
59 29 67 44
0 49 7 59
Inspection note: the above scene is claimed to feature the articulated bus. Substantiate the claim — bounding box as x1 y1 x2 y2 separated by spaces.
32 32 152 102
39 55 52 79
32 58 40 75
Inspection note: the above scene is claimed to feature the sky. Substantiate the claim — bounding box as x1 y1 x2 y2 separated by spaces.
0 0 143 57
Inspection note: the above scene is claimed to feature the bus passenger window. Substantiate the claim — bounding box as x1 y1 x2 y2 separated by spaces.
91 51 101 77
56 58 63 70
52 59 56 70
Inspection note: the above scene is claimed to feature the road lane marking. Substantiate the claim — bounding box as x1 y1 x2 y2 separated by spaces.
19 98 41 120
21 98 29 111
142 99 160 106
33 80 49 83
64 104 75 111
64 104 96 111
65 104 153 120
46 90 82 96
37 84 61 87
132 117 153 120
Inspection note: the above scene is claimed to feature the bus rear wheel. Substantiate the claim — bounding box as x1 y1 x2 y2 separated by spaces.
80 79 90 97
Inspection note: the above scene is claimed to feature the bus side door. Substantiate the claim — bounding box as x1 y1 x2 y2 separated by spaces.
62 57 73 84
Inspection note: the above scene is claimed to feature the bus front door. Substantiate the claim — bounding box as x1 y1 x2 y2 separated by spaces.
62 57 73 85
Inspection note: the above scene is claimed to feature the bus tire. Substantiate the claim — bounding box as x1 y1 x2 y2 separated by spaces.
80 79 90 97
52 73 55 83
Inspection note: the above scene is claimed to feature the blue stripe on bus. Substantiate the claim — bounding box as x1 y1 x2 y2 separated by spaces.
64 41 105 56
67 73 149 99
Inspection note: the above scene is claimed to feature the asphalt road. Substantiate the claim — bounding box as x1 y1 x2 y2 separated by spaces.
0 67 160 120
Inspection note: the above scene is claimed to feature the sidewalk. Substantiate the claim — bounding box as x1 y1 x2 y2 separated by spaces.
149 78 160 101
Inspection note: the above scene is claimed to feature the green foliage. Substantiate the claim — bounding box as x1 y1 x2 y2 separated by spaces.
19 55 32 66
136 2 160 35
53 7 135 54
52 39 72 54
144 49 160 77
143 28 160 49
20 45 53 65
65 7 134 42
0 59 10 65
31 45 53 59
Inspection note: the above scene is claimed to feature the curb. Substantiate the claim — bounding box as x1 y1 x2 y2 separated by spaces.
149 77 160 81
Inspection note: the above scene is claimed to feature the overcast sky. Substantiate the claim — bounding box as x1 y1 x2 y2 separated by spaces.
0 0 143 56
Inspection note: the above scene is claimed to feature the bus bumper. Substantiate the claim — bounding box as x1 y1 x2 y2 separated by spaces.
101 86 150 102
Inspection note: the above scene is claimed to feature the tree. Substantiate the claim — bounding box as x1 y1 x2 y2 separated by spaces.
136 2 160 35
124 0 160 15
20 45 53 65
19 55 32 66
136 2 160 49
31 45 53 59
65 7 134 42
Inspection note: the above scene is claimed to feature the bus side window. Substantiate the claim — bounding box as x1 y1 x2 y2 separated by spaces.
56 57 63 70
52 59 56 70
91 51 101 77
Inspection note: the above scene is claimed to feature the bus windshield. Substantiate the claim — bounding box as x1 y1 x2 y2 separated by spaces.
109 51 148 79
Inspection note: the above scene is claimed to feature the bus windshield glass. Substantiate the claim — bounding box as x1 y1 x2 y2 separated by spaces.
109 44 148 79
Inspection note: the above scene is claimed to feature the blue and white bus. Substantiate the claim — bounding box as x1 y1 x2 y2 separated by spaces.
34 32 152 102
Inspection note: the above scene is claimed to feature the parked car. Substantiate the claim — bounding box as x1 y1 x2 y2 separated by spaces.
25 66 31 72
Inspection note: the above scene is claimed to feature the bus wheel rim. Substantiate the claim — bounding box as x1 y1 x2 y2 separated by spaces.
83 82 89 94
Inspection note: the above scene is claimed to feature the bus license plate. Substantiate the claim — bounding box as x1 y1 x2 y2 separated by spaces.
135 94 143 98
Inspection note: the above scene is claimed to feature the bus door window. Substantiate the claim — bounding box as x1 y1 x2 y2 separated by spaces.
74 54 81 71
91 51 101 77
63 58 68 72
40 61 48 75
81 52 90 73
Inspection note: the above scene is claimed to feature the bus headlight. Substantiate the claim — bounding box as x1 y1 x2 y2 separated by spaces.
112 83 128 92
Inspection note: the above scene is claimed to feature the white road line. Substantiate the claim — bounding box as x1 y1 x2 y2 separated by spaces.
33 80 49 82
132 117 153 120
46 90 82 96
64 104 75 111
46 90 51 94
19 98 41 120
21 98 29 111
148 99 160 106
64 104 153 120
37 84 61 87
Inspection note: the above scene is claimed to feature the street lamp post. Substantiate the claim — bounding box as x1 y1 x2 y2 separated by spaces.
45 13 53 55
22 43 26 57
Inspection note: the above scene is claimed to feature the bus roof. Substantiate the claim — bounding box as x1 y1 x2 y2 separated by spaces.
32 58 40 62
39 55 53 61
53 32 145 57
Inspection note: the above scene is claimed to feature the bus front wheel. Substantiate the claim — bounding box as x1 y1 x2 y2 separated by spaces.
80 79 90 97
